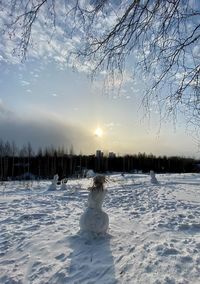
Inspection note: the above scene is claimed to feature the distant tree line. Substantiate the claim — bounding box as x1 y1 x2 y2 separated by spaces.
0 140 197 181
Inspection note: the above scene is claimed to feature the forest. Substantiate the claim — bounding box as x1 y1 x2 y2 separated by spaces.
0 140 197 180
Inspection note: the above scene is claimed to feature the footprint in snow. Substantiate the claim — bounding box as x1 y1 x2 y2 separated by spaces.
55 253 67 261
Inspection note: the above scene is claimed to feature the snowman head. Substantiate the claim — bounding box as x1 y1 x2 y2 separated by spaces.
92 175 106 190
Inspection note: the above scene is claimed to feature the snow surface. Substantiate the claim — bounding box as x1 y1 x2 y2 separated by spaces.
0 173 200 284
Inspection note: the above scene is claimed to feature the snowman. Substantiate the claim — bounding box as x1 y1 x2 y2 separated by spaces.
60 178 68 190
80 175 109 234
150 170 158 184
48 174 59 191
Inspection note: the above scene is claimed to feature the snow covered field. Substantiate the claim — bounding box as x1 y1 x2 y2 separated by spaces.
0 173 200 284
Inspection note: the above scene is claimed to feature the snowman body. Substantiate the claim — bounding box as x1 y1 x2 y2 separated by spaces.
80 188 109 234
60 178 68 190
48 174 59 191
150 170 158 184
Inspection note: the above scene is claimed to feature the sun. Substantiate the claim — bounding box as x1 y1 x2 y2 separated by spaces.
94 127 103 137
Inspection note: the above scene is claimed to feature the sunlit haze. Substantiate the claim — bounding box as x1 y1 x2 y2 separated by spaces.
94 128 103 138
0 60 197 157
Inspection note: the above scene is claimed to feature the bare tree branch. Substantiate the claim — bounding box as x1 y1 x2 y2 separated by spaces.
0 0 200 129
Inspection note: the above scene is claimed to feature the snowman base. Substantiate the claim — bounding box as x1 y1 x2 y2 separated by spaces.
80 208 109 234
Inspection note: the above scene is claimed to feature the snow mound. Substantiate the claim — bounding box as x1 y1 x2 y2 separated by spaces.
86 169 95 178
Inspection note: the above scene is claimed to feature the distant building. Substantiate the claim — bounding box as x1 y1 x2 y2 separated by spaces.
108 152 116 158
96 150 103 158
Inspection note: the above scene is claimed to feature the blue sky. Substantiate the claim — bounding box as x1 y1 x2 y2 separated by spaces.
0 1 199 157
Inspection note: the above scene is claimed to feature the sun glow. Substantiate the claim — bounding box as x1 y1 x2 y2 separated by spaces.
94 127 103 137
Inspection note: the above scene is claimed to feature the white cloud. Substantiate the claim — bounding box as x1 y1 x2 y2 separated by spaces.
0 1 121 76
193 45 200 59
105 122 115 129
21 80 30 86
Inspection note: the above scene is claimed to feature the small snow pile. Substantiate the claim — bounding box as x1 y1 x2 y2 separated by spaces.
150 170 158 184
60 178 68 190
86 169 95 178
48 174 59 191
80 175 109 234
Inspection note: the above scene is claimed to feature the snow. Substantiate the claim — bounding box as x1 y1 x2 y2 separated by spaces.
0 173 200 284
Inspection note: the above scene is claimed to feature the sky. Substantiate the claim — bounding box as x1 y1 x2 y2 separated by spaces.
0 1 199 157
